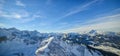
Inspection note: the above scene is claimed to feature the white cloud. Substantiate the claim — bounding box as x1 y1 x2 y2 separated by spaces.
16 0 25 7
0 11 28 19
18 12 45 23
1 13 21 19
61 0 99 18
81 14 120 25
0 9 45 23
0 23 5 27
63 14 120 33
14 14 22 19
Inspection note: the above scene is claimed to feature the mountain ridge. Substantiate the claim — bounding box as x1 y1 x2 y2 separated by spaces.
0 27 120 56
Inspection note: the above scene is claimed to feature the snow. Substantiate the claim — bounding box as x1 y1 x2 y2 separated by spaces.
0 27 119 56
92 45 120 56
35 37 54 56
71 46 81 56
0 37 39 56
35 35 101 56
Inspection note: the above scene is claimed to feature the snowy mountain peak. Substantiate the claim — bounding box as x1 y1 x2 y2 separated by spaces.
88 30 98 36
89 30 97 34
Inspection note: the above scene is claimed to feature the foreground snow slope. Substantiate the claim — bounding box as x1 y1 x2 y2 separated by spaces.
35 37 102 56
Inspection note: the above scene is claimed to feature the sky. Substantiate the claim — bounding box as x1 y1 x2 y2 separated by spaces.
0 0 120 32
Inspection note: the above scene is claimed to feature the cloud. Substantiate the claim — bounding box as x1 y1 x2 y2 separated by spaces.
0 0 19 19
0 0 28 20
17 12 46 23
14 14 22 19
63 13 120 33
1 13 21 19
0 23 5 27
61 0 99 18
52 0 100 23
16 0 25 7
81 13 120 25
0 10 29 19
0 8 45 23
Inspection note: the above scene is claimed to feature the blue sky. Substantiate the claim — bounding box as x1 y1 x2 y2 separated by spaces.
0 0 120 32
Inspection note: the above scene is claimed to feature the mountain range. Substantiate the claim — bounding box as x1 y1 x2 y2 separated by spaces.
0 28 120 56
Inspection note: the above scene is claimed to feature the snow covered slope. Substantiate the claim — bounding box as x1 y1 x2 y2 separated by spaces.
35 37 102 56
0 37 39 56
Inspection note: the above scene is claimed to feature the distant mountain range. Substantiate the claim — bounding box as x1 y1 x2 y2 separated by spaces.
0 28 120 56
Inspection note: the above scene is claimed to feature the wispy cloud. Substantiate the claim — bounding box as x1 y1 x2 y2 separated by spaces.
63 13 120 32
1 13 21 19
20 11 47 23
0 10 29 19
0 0 26 19
0 23 5 27
0 0 45 23
81 13 120 25
0 9 44 23
16 0 25 7
52 0 100 23
0 0 43 23
19 15 43 23
61 0 99 18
